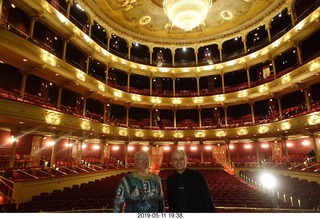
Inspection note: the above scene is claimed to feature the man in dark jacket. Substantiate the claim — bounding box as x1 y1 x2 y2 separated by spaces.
166 150 216 213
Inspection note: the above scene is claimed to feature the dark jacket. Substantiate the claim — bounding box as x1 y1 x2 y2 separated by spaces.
166 168 215 212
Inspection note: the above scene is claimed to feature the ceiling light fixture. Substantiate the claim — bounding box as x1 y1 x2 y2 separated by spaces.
163 0 212 31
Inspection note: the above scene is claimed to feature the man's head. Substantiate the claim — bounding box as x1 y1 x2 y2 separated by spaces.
134 150 150 175
171 150 187 174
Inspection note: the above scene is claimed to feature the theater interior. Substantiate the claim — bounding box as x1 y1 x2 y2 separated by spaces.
0 0 320 213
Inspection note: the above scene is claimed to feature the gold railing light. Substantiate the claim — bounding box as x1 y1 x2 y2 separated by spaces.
44 111 61 125
237 127 248 135
81 119 91 130
193 97 203 104
281 74 291 84
173 131 183 138
102 125 110 134
259 85 269 93
153 130 164 138
172 98 182 104
214 95 225 102
151 97 162 104
195 130 206 138
135 130 144 137
83 34 91 43
41 51 57 67
98 82 105 92
310 61 319 72
280 121 291 130
308 112 320 125
258 124 270 133
131 94 142 102
216 130 226 137
114 90 123 98
237 90 248 98
76 70 86 81
119 128 128 136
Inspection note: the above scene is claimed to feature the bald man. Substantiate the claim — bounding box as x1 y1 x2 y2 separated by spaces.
166 150 215 212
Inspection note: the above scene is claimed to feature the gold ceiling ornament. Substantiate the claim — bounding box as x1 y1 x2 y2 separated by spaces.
163 0 212 31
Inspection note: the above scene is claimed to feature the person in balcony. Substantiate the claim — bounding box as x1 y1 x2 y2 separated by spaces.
166 150 216 213
113 150 165 212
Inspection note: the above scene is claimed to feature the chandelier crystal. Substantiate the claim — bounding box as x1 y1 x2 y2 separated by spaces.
163 0 212 31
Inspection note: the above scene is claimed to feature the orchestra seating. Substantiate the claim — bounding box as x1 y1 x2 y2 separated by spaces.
1 167 319 213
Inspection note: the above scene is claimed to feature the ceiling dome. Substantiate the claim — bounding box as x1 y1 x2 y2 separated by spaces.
86 0 284 45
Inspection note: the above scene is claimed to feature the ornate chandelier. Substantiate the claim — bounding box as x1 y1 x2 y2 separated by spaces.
163 0 212 31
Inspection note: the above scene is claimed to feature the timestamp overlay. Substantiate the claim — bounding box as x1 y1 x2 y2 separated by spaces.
15 212 320 219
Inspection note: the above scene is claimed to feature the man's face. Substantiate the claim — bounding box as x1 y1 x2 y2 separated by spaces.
135 153 150 173
171 152 187 173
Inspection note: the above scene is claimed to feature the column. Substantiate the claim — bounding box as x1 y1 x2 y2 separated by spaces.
254 139 260 167
271 57 277 79
56 87 62 109
172 51 175 66
50 136 58 168
124 141 129 167
282 136 289 165
198 107 202 128
242 37 247 54
173 108 177 128
66 0 72 19
29 16 36 38
266 23 271 42
107 34 111 51
62 39 68 61
200 140 204 163
149 108 153 127
149 75 153 95
295 43 303 65
9 133 18 168
20 73 28 99
226 140 231 165
250 102 255 125
82 97 87 117
128 44 132 61
100 139 106 165
218 45 223 62
246 65 251 88
303 87 311 110
172 76 176 97
196 76 200 96
125 105 130 127
288 6 297 26
223 106 228 125
277 97 283 117
149 49 153 65
194 50 198 66
127 70 131 93
85 55 90 74
78 139 84 163
310 134 319 162
221 73 225 93
105 64 109 85
30 135 44 167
